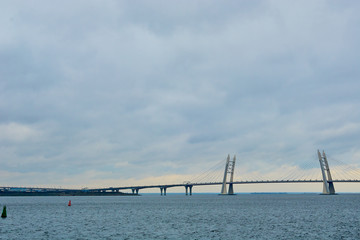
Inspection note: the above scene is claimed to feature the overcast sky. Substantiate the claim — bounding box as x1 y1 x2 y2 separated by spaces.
1 1 360 192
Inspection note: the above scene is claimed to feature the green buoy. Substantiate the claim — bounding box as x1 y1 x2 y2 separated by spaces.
1 206 7 218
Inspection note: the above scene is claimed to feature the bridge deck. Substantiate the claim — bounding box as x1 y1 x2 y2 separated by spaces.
2 180 359 193
86 179 360 192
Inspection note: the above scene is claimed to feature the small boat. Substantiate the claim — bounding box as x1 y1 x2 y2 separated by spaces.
68 200 71 206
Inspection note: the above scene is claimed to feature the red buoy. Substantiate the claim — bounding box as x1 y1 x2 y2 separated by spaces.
68 200 71 206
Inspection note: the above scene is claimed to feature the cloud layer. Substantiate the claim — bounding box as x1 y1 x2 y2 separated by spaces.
1 1 360 192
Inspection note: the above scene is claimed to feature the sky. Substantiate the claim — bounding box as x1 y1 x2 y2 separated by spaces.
1 0 360 193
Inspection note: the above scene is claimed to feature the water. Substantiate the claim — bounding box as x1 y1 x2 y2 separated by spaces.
0 194 359 239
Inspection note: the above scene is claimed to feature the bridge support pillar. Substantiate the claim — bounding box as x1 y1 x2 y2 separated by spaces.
220 155 237 195
160 187 167 196
228 183 234 195
318 150 336 195
228 155 236 195
184 185 192 196
220 155 230 194
132 188 139 195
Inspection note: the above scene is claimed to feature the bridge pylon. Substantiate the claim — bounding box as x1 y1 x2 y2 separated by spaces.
220 154 236 195
228 155 236 195
317 150 336 195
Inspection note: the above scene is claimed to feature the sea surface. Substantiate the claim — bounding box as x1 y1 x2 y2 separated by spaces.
0 194 359 239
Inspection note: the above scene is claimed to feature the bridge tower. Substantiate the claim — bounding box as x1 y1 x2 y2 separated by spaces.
220 154 236 195
317 150 336 195
228 155 236 195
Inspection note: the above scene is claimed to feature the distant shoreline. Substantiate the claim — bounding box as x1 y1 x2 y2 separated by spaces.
0 191 137 197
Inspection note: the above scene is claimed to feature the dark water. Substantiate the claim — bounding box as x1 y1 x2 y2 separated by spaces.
0 194 359 239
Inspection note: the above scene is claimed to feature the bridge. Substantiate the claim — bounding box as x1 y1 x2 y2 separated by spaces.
1 150 360 196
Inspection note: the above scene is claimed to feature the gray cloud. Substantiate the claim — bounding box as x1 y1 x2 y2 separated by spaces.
1 1 360 190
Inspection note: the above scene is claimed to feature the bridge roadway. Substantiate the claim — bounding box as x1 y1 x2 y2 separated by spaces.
2 179 359 195
87 179 360 195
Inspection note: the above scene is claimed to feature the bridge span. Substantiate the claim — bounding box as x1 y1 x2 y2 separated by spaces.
87 150 360 195
1 150 360 196
87 179 360 196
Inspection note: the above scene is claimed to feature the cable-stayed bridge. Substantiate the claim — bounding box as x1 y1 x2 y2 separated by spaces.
1 150 360 195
